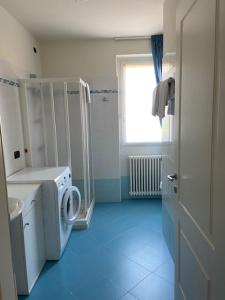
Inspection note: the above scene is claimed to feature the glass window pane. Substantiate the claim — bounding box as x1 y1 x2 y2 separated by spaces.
124 63 161 143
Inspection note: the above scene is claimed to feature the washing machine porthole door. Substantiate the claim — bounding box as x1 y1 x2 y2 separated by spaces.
62 186 81 225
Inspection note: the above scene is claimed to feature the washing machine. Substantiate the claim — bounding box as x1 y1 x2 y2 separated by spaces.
7 167 81 260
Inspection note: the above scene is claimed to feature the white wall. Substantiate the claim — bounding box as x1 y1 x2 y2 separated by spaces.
0 5 42 176
40 39 150 78
0 85 25 176
0 6 41 79
163 0 178 56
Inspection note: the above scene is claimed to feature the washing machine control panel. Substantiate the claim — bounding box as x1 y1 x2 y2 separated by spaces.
56 169 72 189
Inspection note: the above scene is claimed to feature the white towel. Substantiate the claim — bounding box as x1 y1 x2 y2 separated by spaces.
152 85 159 116
152 78 175 118
157 79 170 119
167 97 175 115
85 83 92 103
167 78 175 115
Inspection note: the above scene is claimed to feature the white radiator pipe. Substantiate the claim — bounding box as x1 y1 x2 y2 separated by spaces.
128 155 162 196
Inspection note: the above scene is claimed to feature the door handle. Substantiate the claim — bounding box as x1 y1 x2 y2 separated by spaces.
167 174 177 182
23 223 30 230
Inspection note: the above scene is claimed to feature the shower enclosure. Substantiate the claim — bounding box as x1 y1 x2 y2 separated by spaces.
19 78 94 228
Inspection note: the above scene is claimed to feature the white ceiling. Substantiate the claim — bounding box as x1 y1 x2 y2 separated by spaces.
0 0 163 40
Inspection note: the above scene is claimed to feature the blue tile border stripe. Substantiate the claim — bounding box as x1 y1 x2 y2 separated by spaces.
67 90 79 95
91 89 118 94
0 77 20 87
0 78 118 94
68 89 118 95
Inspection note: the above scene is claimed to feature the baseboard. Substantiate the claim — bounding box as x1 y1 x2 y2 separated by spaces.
73 199 95 229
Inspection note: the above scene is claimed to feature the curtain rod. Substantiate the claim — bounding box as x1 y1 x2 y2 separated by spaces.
114 36 150 41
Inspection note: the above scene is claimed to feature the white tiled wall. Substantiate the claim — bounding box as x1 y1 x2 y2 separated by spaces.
0 4 42 176
88 77 121 202
0 83 25 176
90 77 120 180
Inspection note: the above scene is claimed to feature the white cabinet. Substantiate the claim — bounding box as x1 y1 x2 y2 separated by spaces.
23 197 45 292
10 185 45 295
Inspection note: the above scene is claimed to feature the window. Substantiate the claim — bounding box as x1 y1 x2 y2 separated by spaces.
118 56 161 144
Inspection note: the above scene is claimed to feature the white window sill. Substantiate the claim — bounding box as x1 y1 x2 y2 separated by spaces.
121 141 171 147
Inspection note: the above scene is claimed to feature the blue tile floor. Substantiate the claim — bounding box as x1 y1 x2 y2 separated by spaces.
19 199 174 300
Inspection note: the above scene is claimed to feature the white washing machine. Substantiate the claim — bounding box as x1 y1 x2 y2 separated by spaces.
7 167 81 260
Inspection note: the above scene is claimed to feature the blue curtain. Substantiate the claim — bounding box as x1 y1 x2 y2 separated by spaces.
151 34 163 84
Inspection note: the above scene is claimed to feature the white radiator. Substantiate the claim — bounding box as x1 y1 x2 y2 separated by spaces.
129 155 162 196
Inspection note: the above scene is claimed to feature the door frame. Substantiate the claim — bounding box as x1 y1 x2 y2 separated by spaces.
0 126 17 300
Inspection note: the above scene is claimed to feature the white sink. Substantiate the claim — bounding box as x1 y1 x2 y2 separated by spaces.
8 197 23 221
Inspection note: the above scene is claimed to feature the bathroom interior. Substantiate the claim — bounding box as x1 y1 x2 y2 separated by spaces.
1 0 225 300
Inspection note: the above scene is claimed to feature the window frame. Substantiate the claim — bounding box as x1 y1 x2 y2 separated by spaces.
117 54 162 146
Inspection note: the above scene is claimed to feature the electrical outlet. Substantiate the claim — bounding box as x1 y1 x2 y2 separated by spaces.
14 151 20 159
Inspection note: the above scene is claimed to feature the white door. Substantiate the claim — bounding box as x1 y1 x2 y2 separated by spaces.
175 0 225 299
